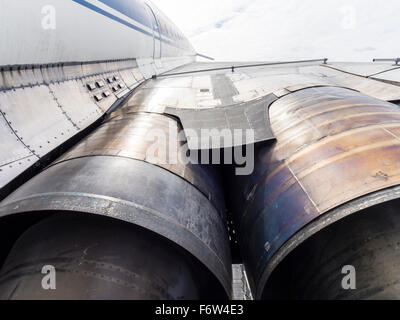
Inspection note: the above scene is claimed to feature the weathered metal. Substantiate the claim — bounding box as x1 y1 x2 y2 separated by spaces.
228 86 400 298
119 60 400 125
0 213 225 300
165 94 277 150
54 112 225 214
262 197 400 299
0 59 145 193
0 112 231 299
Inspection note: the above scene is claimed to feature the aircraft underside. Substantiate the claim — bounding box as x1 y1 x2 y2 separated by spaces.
1 57 400 299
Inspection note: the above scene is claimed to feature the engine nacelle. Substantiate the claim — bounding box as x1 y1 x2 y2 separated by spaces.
0 112 231 299
228 86 400 299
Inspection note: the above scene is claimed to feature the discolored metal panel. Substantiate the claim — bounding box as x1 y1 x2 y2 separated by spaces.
0 86 78 157
261 197 400 300
124 87 197 113
211 74 239 106
0 95 232 297
0 113 33 167
228 86 400 298
54 112 225 214
269 87 400 160
0 112 37 189
0 156 232 297
6 68 36 88
165 94 277 150
0 213 226 300
142 77 194 89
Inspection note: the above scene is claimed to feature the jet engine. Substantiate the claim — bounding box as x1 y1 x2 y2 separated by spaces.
227 86 400 299
0 111 231 299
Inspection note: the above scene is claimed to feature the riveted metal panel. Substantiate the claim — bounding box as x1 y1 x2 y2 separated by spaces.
49 80 103 130
0 112 37 189
0 86 78 157
0 155 37 190
0 113 33 167
0 99 232 296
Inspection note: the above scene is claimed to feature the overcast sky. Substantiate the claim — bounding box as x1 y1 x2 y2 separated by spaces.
151 0 400 62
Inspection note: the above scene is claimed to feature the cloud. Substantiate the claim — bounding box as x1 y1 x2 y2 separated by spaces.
151 0 400 62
